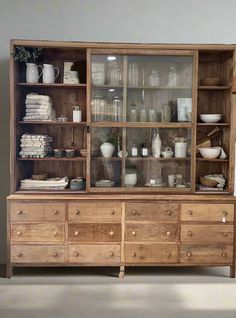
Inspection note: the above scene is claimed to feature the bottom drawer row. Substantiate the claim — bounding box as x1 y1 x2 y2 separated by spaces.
11 244 233 264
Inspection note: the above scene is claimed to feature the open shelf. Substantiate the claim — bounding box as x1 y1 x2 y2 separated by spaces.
198 86 231 90
197 122 230 127
17 83 87 88
17 157 86 161
196 158 229 162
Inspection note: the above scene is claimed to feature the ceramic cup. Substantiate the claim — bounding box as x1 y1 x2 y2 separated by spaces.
168 175 176 187
175 142 187 158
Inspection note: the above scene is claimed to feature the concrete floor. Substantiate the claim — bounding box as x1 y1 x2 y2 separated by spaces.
0 266 236 318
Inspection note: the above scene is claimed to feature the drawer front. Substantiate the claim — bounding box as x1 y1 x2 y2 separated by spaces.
181 204 234 222
10 202 66 222
181 225 234 243
11 245 66 263
125 223 178 242
11 223 65 243
68 245 120 264
126 203 178 222
125 243 177 263
68 223 121 242
68 203 121 222
180 244 233 263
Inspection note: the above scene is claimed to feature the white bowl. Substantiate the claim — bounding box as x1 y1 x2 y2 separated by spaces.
198 147 221 159
200 114 222 123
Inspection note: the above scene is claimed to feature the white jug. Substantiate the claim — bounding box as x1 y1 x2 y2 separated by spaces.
42 64 60 83
26 63 43 83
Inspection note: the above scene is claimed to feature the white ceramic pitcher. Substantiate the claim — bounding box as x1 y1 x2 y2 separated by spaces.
26 63 43 83
42 64 60 83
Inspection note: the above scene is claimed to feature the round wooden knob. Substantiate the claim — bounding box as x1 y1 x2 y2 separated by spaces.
16 231 22 236
166 231 171 236
167 210 172 216
17 252 22 257
187 251 192 257
132 210 137 215
111 210 115 215
109 231 114 236
53 252 58 257
222 252 227 257
131 230 136 236
166 252 171 257
17 210 23 215
223 232 228 237
223 211 228 216
74 231 79 236
188 210 193 215
75 210 80 215
110 252 114 257
188 231 193 236
53 231 58 236
132 252 136 257
74 251 79 257
54 210 59 215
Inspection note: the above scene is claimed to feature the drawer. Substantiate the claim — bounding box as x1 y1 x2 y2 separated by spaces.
181 224 234 243
11 223 65 243
180 244 233 263
68 202 121 222
125 243 177 263
181 204 234 222
10 202 66 222
125 223 178 242
11 245 66 263
68 223 121 242
126 203 178 222
68 245 120 264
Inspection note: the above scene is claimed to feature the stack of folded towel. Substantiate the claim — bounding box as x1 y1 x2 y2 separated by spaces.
23 93 56 121
19 134 53 158
20 177 69 190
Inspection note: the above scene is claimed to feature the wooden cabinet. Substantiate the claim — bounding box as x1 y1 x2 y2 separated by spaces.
6 40 236 278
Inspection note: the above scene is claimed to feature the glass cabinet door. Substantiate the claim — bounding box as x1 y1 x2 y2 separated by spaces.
90 52 194 191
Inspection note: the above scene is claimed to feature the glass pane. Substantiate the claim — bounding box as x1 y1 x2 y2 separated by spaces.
125 128 191 188
91 55 124 122
127 55 192 122
91 127 122 188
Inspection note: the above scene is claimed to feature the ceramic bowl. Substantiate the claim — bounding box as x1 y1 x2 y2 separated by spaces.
200 114 222 123
201 77 221 86
198 147 221 159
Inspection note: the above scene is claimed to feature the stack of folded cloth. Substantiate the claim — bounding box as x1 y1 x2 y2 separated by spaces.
19 134 53 158
23 93 56 121
20 177 69 190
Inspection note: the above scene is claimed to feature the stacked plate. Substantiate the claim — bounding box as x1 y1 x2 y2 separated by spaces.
95 180 115 187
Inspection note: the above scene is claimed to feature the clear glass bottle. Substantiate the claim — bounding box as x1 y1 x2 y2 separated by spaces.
149 68 160 87
168 64 177 87
131 141 138 157
141 143 148 157
112 96 122 122
128 63 139 87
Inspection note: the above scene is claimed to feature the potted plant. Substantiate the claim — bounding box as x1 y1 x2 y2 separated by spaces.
13 46 42 83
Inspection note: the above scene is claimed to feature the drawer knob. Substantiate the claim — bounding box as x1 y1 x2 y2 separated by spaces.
75 210 80 215
74 231 79 236
222 252 227 258
131 230 136 236
132 252 136 257
111 210 115 215
188 231 193 236
167 210 172 216
132 210 137 215
53 252 58 257
16 231 22 236
223 211 228 216
166 252 171 257
166 231 171 236
74 251 79 257
110 252 114 257
109 230 114 236
17 252 22 257
53 231 58 236
187 251 192 257
223 232 228 237
54 210 59 215
188 210 193 216
17 210 23 215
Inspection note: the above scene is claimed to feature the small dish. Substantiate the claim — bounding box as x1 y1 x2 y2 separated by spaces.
201 78 221 86
198 147 221 159
200 114 222 123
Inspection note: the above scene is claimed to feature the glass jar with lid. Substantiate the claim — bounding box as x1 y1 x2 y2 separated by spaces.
91 95 107 121
111 96 123 122
107 59 122 85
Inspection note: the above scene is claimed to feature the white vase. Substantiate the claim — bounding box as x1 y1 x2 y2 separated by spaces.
152 131 161 158
26 63 42 83
100 142 115 158
42 64 60 84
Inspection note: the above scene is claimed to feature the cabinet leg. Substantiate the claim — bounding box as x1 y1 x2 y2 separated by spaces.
230 266 235 278
6 263 12 279
119 266 125 279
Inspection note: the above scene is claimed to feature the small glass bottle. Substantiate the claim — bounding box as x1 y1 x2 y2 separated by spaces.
112 96 122 122
141 143 148 157
168 64 177 87
131 141 138 157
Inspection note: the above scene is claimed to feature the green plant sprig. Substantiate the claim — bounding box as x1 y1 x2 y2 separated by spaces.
12 46 42 63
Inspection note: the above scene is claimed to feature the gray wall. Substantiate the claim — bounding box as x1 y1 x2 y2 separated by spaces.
1 0 236 262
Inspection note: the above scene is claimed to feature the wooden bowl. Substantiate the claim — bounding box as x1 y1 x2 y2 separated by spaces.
200 176 218 187
80 148 87 157
201 78 221 86
32 173 48 180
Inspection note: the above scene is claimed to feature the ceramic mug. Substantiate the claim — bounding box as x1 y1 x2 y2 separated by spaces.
168 175 176 187
175 142 187 158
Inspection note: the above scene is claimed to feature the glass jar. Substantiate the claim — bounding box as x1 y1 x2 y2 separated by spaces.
91 95 107 121
128 63 139 87
149 69 160 87
107 60 122 85
139 109 147 122
112 96 122 122
129 103 138 122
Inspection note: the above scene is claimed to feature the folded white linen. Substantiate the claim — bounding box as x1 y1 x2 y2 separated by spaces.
26 94 52 102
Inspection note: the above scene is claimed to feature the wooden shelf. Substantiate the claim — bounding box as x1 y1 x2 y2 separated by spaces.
16 189 86 194
127 157 191 161
197 122 230 126
91 122 192 128
196 157 229 162
17 83 86 88
127 86 191 90
198 86 231 90
17 157 86 161
17 121 87 126
92 157 121 161
92 84 123 89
